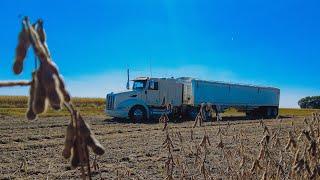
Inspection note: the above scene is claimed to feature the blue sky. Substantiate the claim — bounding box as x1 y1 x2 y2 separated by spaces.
0 0 319 107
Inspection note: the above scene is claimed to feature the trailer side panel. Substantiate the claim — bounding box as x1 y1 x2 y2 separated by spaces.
192 80 280 107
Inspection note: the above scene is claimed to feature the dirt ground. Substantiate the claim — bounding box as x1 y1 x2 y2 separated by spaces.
0 115 310 179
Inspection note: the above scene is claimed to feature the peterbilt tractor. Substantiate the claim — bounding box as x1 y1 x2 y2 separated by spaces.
105 76 280 122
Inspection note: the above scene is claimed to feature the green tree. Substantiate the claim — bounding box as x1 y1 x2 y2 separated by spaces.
298 96 320 109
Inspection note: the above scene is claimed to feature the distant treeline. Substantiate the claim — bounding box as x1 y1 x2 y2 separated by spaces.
298 96 320 109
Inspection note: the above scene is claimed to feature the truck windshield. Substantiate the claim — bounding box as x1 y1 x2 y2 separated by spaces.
132 80 146 90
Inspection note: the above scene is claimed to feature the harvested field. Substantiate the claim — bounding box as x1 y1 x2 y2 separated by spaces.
1 113 319 179
2 13 319 180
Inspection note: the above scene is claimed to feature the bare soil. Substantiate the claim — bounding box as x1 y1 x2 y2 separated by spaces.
0 115 308 179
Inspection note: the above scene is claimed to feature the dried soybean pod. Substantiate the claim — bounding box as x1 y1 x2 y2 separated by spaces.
77 113 91 136
27 19 61 110
26 19 66 109
71 141 80 168
57 75 71 102
47 74 63 110
33 71 47 114
86 135 105 155
63 122 75 159
43 62 65 110
36 19 46 43
77 113 105 155
26 18 48 61
13 22 30 74
26 108 37 120
40 66 62 110
26 72 37 120
36 19 50 57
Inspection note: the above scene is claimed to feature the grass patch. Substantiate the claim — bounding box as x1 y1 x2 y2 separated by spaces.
279 108 320 117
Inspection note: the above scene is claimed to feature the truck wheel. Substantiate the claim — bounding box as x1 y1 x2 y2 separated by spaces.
271 107 278 118
264 107 278 119
188 108 199 120
129 105 147 123
246 111 253 119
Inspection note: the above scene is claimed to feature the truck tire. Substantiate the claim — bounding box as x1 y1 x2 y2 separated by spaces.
129 105 147 123
246 108 263 119
246 111 254 119
262 106 279 119
188 108 199 120
270 107 279 118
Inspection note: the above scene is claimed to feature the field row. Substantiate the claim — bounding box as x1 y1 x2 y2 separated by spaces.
0 114 318 179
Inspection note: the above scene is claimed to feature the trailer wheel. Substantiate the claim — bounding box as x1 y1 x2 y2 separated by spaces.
246 111 254 119
264 106 279 119
271 107 278 118
129 105 147 123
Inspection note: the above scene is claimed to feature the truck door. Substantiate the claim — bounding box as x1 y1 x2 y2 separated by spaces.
146 80 160 106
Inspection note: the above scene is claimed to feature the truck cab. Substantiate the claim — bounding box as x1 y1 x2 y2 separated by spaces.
106 77 183 122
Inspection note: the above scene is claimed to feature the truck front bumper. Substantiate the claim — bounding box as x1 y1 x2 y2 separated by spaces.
105 109 129 119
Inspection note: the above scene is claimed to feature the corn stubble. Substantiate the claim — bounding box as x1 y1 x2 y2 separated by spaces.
10 17 105 179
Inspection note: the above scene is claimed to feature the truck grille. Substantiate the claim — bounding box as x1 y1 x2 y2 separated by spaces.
106 94 115 110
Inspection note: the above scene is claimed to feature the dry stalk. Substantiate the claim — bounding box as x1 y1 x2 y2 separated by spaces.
0 17 106 179
217 135 224 149
250 159 262 174
159 104 171 131
162 127 175 179
193 103 206 127
190 129 194 140
0 81 31 87
285 131 297 151
195 130 212 179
